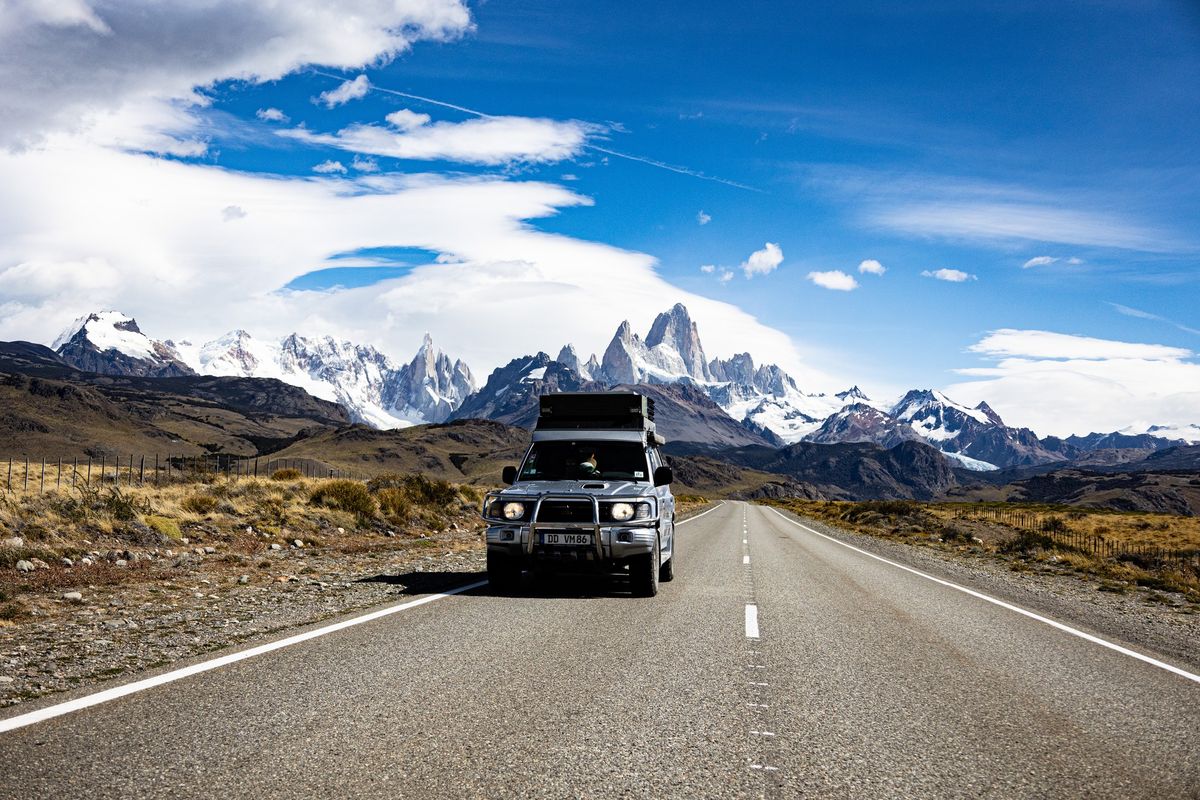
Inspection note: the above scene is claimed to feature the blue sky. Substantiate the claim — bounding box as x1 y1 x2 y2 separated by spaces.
1 0 1198 434
203 0 1200 386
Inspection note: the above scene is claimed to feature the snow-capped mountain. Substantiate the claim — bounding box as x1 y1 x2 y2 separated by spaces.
54 311 194 378
44 306 1197 458
1129 423 1200 445
188 330 474 429
556 344 598 381
587 304 857 442
887 389 1070 467
806 403 924 449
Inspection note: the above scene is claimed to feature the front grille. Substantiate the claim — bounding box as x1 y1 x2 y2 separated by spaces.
537 500 594 523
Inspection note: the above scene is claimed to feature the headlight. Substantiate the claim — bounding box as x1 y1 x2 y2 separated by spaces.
610 502 635 521
502 502 526 520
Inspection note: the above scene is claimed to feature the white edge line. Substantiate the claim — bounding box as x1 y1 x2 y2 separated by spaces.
677 500 725 525
766 507 1200 685
745 604 760 638
0 580 489 734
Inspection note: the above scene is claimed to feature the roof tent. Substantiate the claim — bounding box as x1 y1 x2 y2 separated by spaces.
536 392 655 431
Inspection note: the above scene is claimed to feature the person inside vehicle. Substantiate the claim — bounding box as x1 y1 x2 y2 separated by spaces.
577 452 599 476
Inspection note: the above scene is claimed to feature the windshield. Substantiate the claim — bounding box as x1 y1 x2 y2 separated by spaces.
519 441 649 482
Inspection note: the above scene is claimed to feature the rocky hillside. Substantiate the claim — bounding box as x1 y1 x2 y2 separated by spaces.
0 341 347 458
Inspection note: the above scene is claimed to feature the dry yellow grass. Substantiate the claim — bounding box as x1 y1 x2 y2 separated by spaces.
762 498 1200 604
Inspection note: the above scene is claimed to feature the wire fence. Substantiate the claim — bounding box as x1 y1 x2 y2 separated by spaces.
954 506 1199 566
1 453 368 494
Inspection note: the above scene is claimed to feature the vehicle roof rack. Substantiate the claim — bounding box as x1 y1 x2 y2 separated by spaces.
536 391 656 432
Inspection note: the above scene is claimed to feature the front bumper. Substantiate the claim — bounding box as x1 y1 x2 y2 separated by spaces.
482 492 660 566
486 524 657 562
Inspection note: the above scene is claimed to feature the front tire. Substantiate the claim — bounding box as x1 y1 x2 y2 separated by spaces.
487 550 521 594
659 545 674 582
631 537 660 597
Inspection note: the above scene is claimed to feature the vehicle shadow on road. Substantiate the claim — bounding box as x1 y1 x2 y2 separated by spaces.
357 570 487 596
358 570 639 599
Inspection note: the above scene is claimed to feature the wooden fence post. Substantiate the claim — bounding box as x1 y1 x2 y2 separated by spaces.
24 456 29 493
72 457 77 488
6 457 11 492
139 455 145 484
56 458 61 490
40 457 45 493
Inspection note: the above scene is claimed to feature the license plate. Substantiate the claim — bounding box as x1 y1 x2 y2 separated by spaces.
539 531 593 546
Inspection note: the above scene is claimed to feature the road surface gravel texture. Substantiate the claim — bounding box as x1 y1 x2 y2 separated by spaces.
0 501 1197 798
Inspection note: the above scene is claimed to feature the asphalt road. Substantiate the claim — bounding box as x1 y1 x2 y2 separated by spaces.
1 501 1198 799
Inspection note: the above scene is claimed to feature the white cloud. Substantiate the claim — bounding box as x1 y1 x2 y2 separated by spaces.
312 159 347 174
1066 256 1084 265
318 75 370 107
966 329 1189 361
385 108 431 131
922 268 975 282
718 269 735 284
697 210 711 225
947 329 1200 436
280 114 597 165
0 0 472 150
700 264 715 274
221 205 246 221
806 270 858 291
741 242 782 278
1022 255 1057 268
256 107 288 123
0 146 838 392
875 201 1182 253
1109 303 1200 336
560 173 578 181
350 155 378 172
857 258 885 276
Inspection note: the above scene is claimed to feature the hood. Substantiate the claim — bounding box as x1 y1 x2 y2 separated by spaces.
495 479 653 498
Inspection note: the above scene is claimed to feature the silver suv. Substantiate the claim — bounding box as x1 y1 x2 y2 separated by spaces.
481 392 676 596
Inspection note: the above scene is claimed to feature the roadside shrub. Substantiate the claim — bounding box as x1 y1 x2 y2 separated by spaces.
271 468 303 482
105 487 152 520
938 523 971 543
309 479 376 520
144 515 182 541
1000 531 1057 554
375 487 411 521
1042 516 1068 534
181 494 219 515
367 472 458 508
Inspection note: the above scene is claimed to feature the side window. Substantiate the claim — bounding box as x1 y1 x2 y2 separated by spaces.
647 447 661 472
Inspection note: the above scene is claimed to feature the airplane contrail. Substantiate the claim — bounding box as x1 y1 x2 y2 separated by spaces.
310 70 759 191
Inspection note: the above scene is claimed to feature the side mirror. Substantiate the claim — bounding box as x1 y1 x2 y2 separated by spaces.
653 466 673 487
502 465 517 485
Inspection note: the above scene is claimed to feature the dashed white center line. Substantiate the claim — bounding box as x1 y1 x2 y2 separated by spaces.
743 554 750 565
750 730 776 737
744 604 760 638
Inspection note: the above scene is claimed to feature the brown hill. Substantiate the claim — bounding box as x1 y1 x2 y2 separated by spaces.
266 419 531 484
0 341 347 459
